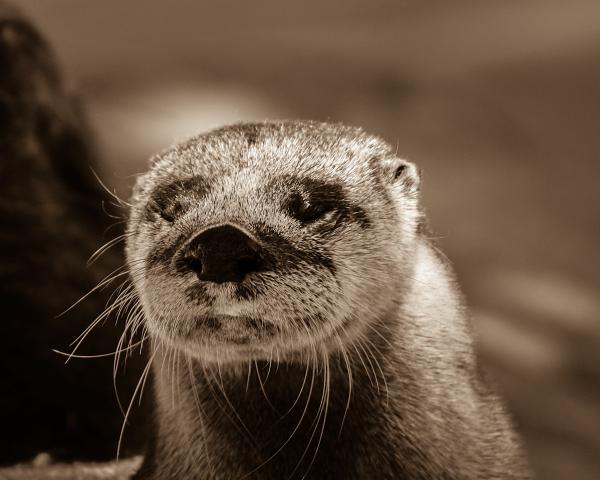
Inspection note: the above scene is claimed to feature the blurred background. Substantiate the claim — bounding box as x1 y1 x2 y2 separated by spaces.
16 1 600 478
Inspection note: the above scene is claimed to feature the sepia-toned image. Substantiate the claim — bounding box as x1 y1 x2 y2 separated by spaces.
1 1 599 478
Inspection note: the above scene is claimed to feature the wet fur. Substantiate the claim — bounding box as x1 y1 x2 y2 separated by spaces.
126 122 532 479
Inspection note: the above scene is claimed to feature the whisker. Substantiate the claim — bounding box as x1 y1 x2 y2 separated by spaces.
51 335 147 359
201 361 259 455
90 167 132 208
333 332 353 436
117 343 156 460
254 359 278 414
240 323 318 479
186 357 215 477
87 233 134 266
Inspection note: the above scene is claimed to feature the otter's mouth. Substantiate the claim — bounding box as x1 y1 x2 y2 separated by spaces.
185 314 280 347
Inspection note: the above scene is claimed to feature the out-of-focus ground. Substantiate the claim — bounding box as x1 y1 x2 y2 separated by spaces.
18 1 600 478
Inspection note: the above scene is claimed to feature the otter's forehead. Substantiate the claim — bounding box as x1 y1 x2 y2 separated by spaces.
147 121 393 187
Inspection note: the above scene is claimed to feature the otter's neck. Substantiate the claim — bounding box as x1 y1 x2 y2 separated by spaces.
136 330 437 480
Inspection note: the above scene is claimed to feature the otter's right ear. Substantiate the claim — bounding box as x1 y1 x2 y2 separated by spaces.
380 157 420 197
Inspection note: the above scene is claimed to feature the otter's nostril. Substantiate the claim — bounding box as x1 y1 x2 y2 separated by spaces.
187 257 203 276
236 256 260 274
180 224 272 284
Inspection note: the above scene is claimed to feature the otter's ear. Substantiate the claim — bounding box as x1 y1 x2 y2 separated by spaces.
380 157 420 196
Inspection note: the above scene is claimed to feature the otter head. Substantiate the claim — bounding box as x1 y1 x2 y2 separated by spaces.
126 121 421 362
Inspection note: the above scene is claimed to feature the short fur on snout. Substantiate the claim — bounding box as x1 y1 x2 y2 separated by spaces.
126 120 420 362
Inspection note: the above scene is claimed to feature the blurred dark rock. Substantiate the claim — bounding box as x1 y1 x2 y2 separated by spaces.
0 6 145 464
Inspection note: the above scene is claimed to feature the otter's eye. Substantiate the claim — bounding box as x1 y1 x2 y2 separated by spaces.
285 191 335 223
145 176 210 224
146 184 185 223
147 196 181 223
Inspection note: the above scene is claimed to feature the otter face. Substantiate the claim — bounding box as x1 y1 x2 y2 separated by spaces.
126 121 421 362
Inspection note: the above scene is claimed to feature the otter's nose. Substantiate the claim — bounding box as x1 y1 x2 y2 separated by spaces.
182 225 269 284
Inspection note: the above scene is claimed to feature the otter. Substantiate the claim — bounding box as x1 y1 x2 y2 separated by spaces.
125 121 532 479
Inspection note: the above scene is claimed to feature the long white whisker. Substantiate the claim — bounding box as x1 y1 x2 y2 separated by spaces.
90 167 132 208
117 344 156 460
52 335 146 359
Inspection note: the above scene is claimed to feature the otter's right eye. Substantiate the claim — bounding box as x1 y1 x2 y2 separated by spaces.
146 185 183 223
145 176 211 224
146 197 181 223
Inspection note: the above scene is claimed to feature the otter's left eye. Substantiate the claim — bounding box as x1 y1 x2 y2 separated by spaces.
285 191 335 224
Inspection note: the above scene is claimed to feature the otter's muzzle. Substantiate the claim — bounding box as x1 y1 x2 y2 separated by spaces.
178 224 272 284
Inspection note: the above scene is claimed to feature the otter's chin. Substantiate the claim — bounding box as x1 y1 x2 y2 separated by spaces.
152 313 281 361
152 311 339 363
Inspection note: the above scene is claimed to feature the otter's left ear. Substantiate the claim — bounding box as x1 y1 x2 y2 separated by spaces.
380 157 420 197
